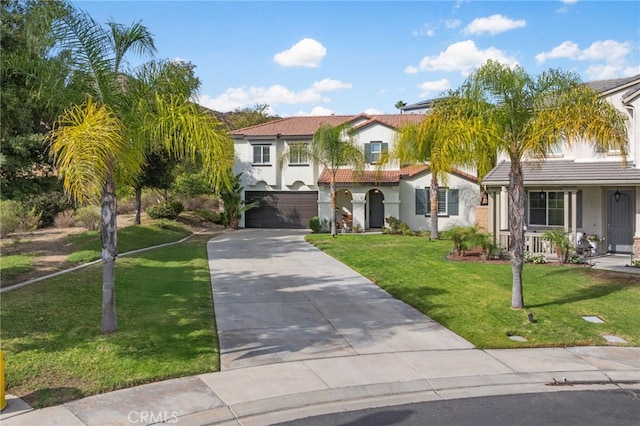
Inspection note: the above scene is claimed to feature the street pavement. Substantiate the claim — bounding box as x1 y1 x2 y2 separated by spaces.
1 229 639 425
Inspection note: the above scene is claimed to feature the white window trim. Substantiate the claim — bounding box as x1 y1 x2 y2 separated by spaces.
252 144 271 165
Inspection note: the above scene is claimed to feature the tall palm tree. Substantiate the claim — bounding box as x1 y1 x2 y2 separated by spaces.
281 123 364 237
395 102 483 239
444 60 628 309
46 6 233 333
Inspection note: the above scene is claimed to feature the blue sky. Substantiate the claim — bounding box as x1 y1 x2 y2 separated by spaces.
73 1 640 117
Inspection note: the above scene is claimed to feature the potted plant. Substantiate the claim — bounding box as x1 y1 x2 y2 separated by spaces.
585 233 604 254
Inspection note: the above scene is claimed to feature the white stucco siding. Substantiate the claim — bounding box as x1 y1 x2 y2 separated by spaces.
399 172 480 231
352 125 400 170
281 139 318 187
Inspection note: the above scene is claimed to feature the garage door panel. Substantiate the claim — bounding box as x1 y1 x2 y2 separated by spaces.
245 191 317 229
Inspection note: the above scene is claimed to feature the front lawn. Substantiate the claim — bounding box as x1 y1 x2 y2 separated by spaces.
306 234 640 348
0 234 219 409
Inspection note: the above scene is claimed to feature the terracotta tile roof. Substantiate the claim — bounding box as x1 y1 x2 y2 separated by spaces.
318 165 430 185
231 113 426 138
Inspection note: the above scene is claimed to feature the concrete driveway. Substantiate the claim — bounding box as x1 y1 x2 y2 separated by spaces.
207 229 473 370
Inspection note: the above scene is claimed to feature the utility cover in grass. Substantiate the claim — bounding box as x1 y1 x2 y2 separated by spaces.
508 335 527 342
603 335 627 343
582 316 605 323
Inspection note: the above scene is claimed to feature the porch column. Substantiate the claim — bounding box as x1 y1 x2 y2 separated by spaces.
317 187 331 224
383 188 400 230
635 186 640 261
500 186 508 230
570 190 577 245
487 190 497 243
351 193 366 231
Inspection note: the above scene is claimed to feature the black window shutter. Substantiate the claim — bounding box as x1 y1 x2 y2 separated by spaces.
415 188 427 215
364 143 372 163
426 189 431 216
448 189 459 216
382 142 389 156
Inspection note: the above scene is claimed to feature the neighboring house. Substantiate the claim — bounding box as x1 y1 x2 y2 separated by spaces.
481 74 640 260
231 114 480 231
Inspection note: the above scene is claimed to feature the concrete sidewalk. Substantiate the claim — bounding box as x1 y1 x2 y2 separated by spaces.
2 230 639 426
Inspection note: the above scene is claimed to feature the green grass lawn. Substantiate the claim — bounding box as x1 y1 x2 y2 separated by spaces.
0 254 36 279
66 222 192 263
0 234 218 409
306 234 640 348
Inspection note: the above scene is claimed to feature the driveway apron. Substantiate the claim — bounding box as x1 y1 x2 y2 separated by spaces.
208 229 473 370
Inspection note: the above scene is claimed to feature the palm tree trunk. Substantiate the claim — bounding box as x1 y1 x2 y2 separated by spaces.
330 178 337 237
134 186 142 225
508 160 525 309
429 174 439 240
101 175 118 333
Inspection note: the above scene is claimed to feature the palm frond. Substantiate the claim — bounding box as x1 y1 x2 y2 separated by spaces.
47 98 126 204
107 19 156 73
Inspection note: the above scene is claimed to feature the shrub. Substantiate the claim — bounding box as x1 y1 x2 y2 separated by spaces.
351 224 363 233
385 216 402 234
147 201 184 220
568 253 587 264
309 216 321 233
54 210 76 228
0 200 41 238
76 206 101 231
543 229 572 265
524 251 547 264
21 191 72 228
188 209 222 224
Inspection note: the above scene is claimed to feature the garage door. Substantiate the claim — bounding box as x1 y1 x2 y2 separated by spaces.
244 191 318 229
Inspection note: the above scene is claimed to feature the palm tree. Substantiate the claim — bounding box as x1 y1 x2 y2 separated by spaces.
395 102 481 239
445 60 628 309
394 100 407 113
46 6 233 333
281 123 364 237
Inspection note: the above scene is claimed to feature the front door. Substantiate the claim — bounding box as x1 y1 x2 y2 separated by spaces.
607 189 633 253
368 189 384 228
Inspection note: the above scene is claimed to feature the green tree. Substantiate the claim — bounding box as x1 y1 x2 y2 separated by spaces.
281 124 364 237
395 102 481 239
220 173 259 229
226 103 279 130
445 60 628 309
0 0 68 200
394 100 406 112
45 6 233 333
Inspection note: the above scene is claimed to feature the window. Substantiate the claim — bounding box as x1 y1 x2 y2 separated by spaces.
288 143 308 165
415 188 458 216
529 191 564 226
365 141 388 164
252 145 270 165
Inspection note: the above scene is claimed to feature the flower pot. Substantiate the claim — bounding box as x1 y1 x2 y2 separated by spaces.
590 241 598 255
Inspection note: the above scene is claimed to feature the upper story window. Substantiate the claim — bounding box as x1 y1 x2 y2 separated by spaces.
365 141 388 164
252 144 271 165
288 143 308 165
529 191 564 226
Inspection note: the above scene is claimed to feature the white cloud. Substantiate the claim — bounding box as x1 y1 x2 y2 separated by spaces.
462 14 526 36
364 107 384 115
404 65 419 74
312 78 352 91
412 23 435 36
196 79 351 112
444 19 461 29
535 40 630 64
418 79 450 97
412 40 518 75
273 38 327 68
292 106 336 117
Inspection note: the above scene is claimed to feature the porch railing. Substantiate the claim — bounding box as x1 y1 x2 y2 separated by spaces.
498 231 554 257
